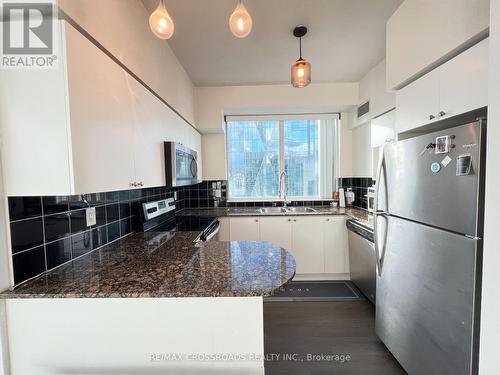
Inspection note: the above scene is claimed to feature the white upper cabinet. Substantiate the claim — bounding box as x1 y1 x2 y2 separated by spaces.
387 0 490 90
439 39 489 120
396 69 440 134
396 38 489 135
0 21 201 196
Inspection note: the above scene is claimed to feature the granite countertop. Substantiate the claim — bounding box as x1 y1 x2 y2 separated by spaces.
178 206 374 229
1 232 296 299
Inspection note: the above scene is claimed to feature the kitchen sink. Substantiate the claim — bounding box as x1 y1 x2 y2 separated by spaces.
285 206 319 213
259 207 288 214
227 208 263 215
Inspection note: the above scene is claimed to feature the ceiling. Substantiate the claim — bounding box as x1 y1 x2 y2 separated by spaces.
142 0 403 86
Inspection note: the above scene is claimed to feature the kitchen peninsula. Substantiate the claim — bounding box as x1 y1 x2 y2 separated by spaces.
1 232 295 373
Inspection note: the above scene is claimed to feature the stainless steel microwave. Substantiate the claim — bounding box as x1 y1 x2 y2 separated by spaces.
164 142 199 187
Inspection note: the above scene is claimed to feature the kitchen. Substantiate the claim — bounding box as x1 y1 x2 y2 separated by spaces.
0 0 499 374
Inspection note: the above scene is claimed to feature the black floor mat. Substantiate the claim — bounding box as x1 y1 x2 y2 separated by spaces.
265 281 364 302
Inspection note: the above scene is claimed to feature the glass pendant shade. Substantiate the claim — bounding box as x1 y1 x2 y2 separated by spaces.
291 58 311 88
229 0 252 38
149 0 174 40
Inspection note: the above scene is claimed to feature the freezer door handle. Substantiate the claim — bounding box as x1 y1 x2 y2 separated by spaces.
374 146 389 274
374 144 388 215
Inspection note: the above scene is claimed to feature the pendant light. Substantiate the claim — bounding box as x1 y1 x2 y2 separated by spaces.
291 26 311 88
149 0 174 40
229 0 253 38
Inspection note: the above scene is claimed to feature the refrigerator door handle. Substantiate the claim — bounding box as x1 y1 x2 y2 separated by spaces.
374 145 388 215
374 146 389 274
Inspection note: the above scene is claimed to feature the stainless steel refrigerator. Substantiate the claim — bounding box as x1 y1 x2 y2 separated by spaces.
374 119 486 375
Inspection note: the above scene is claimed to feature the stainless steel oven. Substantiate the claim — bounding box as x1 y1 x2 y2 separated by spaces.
164 142 199 187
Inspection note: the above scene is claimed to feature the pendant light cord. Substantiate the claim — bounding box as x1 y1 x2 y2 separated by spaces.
299 37 302 60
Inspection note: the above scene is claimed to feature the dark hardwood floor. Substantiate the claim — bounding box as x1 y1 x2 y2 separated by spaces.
263 300 406 375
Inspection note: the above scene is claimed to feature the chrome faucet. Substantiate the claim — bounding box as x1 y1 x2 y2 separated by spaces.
279 171 290 207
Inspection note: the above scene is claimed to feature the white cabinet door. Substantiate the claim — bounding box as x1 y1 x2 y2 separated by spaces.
323 216 349 274
395 69 440 134
371 109 396 148
229 217 260 240
218 217 230 241
439 38 489 120
291 217 325 274
259 217 293 251
130 81 167 189
66 23 136 194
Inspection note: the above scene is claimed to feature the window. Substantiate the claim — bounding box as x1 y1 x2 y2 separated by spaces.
226 115 339 200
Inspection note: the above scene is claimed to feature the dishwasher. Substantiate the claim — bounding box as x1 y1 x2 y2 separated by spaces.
346 219 376 304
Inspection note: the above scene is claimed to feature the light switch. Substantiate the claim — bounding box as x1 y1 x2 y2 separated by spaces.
86 207 96 227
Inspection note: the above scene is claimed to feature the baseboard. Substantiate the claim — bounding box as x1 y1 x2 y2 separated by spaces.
292 273 350 281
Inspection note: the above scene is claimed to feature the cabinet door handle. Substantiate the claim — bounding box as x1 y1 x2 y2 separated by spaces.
255 219 259 222
439 111 446 117
287 219 291 222
429 114 436 120
138 182 144 187
326 218 330 221
293 219 297 222
130 182 137 187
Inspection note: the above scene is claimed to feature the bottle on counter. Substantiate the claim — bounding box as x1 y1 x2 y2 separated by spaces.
338 188 346 208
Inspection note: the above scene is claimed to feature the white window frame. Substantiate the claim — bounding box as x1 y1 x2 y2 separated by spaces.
225 114 339 202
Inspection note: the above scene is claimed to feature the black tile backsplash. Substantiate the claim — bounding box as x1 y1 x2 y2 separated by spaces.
42 196 69 215
44 213 70 243
184 180 227 209
69 209 88 234
46 238 71 270
106 203 119 222
338 177 375 209
7 184 190 285
8 197 42 221
12 246 46 285
10 217 44 254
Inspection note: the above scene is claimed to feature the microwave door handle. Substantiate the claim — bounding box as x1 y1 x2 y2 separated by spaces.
190 158 198 179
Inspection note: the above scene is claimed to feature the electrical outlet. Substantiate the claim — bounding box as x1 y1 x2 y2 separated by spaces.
86 207 96 227
174 191 178 200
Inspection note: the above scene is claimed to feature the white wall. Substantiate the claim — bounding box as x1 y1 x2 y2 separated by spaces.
57 0 195 125
351 123 372 177
0 157 11 375
201 109 355 181
202 133 227 181
358 59 396 124
197 83 358 180
479 1 500 374
195 83 359 133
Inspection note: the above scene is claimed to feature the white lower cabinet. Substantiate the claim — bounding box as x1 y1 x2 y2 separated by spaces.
324 216 349 274
290 217 325 274
228 215 349 278
259 217 293 250
229 217 260 240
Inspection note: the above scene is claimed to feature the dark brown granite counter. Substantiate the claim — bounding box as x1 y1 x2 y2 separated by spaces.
178 206 373 229
1 232 296 299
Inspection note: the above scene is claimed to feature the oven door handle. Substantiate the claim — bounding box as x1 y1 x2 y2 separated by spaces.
204 221 220 242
